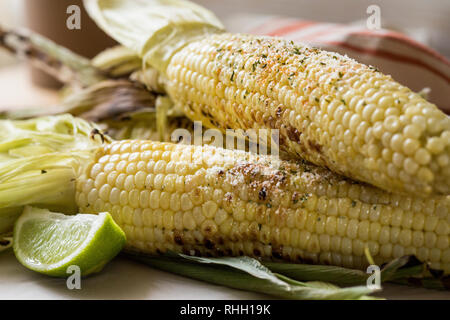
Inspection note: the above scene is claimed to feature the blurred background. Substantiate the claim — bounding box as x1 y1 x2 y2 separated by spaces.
1 0 449 64
0 0 449 108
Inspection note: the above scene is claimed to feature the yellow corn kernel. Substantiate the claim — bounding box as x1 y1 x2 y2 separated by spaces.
77 140 450 274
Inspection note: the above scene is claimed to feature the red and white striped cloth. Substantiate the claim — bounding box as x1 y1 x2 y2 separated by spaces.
226 15 450 114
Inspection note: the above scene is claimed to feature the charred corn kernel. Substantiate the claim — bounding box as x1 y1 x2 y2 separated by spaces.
164 33 450 196
77 140 450 273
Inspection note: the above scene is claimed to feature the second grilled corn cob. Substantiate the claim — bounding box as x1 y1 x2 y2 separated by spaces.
164 33 450 196
76 139 450 273
2 115 448 273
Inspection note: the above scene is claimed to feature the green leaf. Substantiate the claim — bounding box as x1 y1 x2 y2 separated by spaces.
264 262 369 287
379 255 424 282
381 256 450 290
124 251 378 300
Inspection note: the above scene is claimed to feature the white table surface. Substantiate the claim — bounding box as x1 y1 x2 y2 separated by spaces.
0 65 449 300
1 249 450 300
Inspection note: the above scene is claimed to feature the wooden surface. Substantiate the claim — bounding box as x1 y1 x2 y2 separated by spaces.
0 65 449 300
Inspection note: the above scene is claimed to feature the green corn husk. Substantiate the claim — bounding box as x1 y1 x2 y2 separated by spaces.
92 45 142 78
0 115 105 233
84 0 224 74
125 251 379 300
0 24 190 142
58 80 158 123
1 79 156 120
125 251 450 298
266 256 450 290
0 79 192 141
0 25 104 86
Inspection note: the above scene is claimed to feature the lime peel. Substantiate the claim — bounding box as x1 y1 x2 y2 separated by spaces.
13 206 126 277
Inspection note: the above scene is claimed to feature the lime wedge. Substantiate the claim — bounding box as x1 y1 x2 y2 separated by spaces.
13 206 126 277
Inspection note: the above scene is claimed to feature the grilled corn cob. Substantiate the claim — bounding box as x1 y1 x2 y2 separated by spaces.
83 0 450 196
164 33 450 196
76 139 450 273
2 115 449 273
